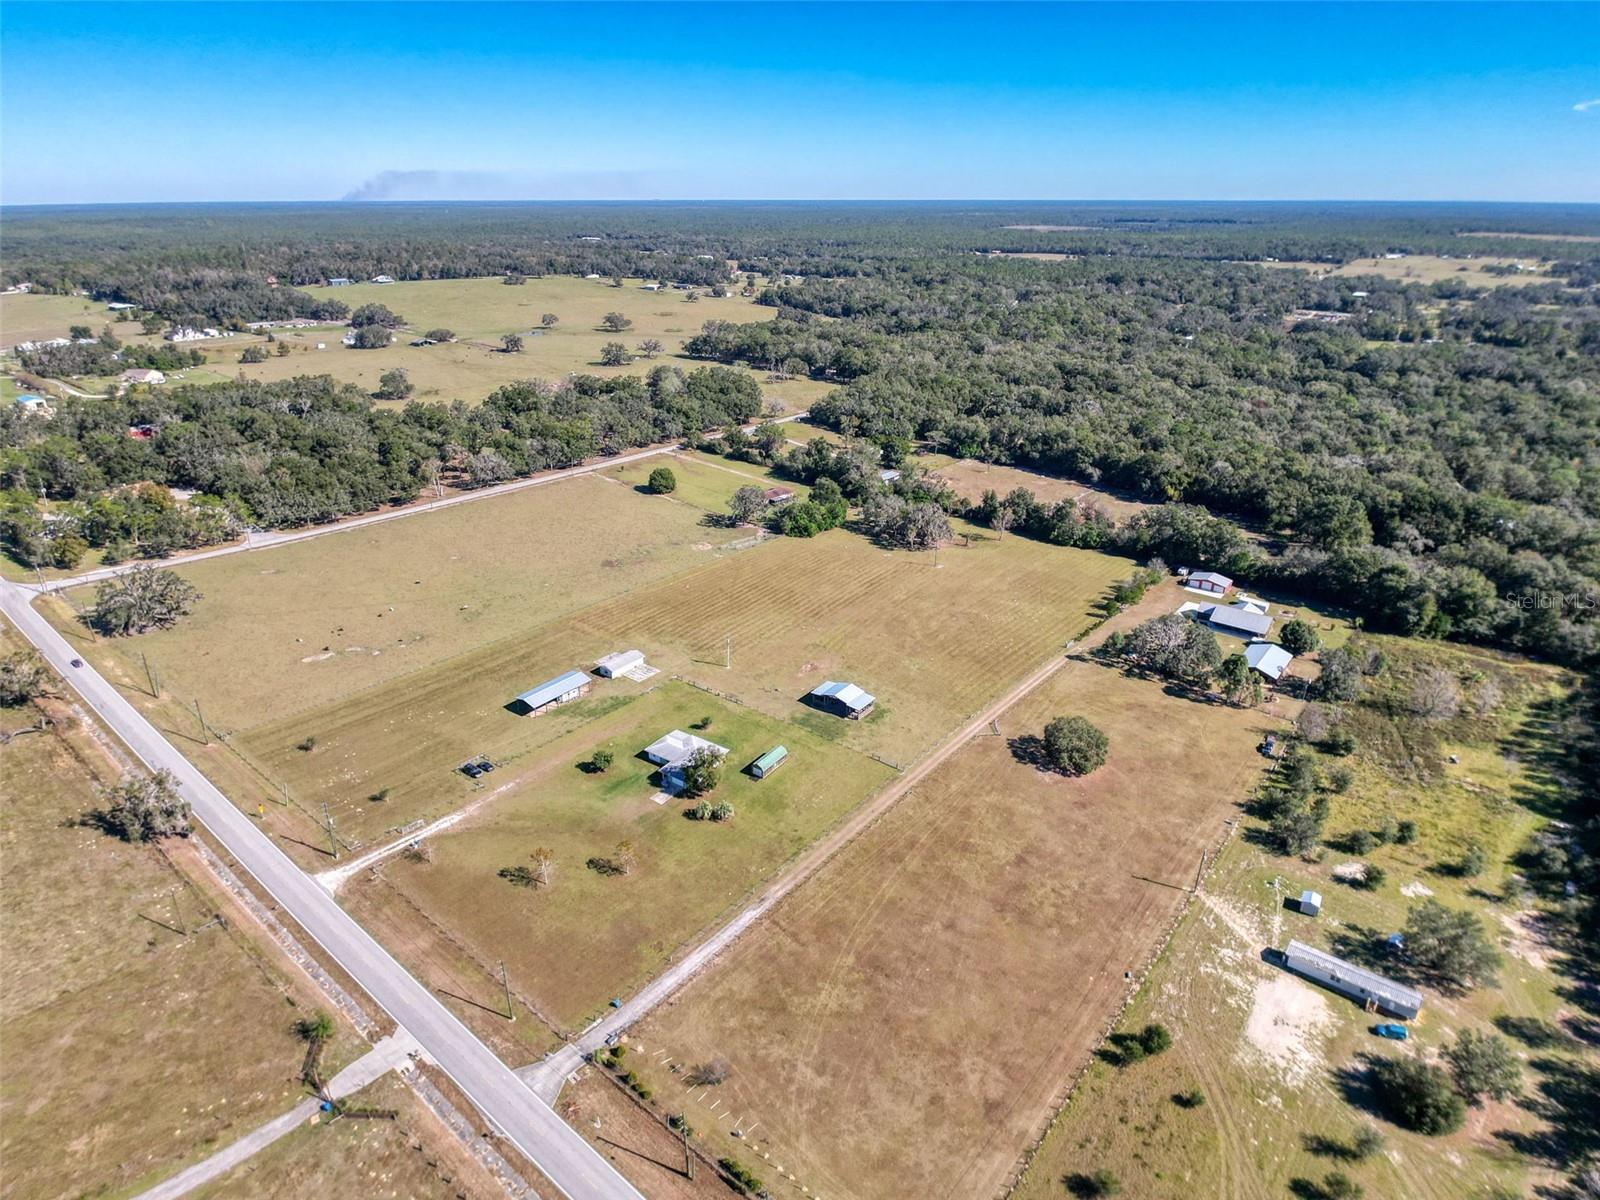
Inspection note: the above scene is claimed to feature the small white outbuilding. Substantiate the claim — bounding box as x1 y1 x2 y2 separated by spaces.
595 650 646 678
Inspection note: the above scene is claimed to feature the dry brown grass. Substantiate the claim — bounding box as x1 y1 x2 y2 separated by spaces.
625 653 1281 1200
1261 255 1554 286
0 641 362 1200
188 1074 501 1199
559 1070 743 1200
921 453 1153 523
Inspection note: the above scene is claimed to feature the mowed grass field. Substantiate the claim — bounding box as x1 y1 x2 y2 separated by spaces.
1013 640 1589 1200
54 471 1129 855
207 276 831 411
0 292 140 347
251 510 1120 846
58 471 744 736
565 519 1132 765
0 647 362 1200
344 681 894 1031
1261 255 1555 286
625 648 1283 1200
919 452 1153 523
604 449 811 514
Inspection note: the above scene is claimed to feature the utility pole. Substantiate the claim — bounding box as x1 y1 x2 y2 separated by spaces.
683 1125 694 1180
500 960 515 1021
279 781 291 807
724 633 731 671
323 802 339 860
1192 851 1206 893
142 651 160 697
170 888 187 936
193 699 210 745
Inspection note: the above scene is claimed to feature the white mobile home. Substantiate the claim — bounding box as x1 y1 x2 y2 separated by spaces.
1282 939 1423 1020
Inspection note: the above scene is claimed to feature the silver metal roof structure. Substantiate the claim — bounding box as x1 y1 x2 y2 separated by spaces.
1203 604 1273 636
1246 643 1294 680
810 681 875 711
1283 939 1423 1019
515 669 591 710
642 730 728 767
595 650 646 677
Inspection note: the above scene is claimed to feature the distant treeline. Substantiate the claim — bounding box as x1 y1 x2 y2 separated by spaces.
7 201 1599 304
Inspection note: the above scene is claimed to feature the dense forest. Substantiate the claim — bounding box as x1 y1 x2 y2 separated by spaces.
0 366 761 562
3 202 1598 669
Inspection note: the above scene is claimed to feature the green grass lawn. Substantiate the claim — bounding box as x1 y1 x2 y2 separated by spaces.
602 450 809 516
0 292 143 346
344 680 895 1030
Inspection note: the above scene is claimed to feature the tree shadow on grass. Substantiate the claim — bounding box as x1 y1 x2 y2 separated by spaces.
1008 734 1049 769
1326 923 1408 977
1494 1052 1600 1169
1494 1013 1573 1050
1094 1032 1147 1068
1330 1053 1389 1123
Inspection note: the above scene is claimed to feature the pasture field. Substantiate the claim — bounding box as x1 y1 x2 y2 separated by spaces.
563 519 1132 765
919 452 1153 523
1262 255 1555 286
343 680 895 1031
300 275 763 347
1457 230 1600 244
560 1070 735 1200
1013 639 1591 1200
623 634 1284 1200
55 477 1128 856
603 448 810 515
0 637 363 1200
245 518 1121 842
188 1074 501 1200
211 275 828 410
0 291 141 347
55 471 745 737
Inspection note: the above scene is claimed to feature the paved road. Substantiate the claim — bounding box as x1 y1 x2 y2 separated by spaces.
34 411 811 594
132 1033 422 1200
0 584 642 1200
518 639 1083 1100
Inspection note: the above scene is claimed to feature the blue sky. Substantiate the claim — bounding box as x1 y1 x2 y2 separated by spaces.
2 1 1597 204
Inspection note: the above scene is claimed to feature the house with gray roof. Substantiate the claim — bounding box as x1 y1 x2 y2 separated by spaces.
1245 643 1294 681
1198 602 1272 638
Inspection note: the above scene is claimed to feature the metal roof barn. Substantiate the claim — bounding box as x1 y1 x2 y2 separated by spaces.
514 670 591 712
595 650 646 678
810 681 874 711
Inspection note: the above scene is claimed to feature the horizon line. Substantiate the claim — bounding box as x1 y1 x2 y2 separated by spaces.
5 197 1600 210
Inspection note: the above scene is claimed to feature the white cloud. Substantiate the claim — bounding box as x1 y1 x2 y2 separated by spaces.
1574 98 1600 112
